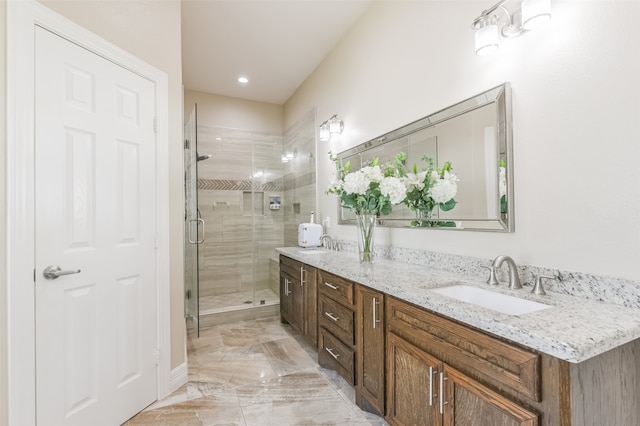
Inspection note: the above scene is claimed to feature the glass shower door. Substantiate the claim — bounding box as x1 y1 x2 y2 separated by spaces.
184 104 201 335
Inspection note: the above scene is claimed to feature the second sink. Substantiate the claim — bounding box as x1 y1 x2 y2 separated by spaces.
429 285 552 316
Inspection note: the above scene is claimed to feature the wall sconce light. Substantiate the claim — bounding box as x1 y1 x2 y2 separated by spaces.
472 0 551 56
319 122 330 142
281 150 296 163
319 114 344 141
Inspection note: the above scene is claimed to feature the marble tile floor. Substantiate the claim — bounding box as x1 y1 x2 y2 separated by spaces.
124 315 389 426
199 289 279 315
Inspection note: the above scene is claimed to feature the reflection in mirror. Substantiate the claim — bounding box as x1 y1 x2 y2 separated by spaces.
337 83 513 232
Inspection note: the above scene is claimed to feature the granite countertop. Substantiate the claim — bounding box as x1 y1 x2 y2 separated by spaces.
276 247 640 364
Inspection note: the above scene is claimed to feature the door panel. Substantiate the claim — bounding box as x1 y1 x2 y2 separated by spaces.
387 333 441 426
35 27 157 426
442 365 539 426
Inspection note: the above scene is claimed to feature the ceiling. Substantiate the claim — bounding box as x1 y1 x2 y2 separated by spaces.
181 0 373 105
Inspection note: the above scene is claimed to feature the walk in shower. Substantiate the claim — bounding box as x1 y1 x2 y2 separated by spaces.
184 107 316 331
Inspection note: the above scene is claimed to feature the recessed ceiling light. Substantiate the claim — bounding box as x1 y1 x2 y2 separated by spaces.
238 76 249 84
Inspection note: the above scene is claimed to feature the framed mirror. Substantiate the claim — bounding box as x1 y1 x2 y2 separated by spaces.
336 82 514 232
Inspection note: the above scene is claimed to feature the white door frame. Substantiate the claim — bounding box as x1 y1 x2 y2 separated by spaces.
6 2 172 424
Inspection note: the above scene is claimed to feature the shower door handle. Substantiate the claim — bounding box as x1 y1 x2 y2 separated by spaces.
188 218 205 244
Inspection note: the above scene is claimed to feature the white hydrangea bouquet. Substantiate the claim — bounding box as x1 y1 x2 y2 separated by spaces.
327 152 406 262
327 152 406 216
396 153 459 227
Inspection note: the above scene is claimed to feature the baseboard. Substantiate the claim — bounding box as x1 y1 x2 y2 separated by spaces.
169 361 187 393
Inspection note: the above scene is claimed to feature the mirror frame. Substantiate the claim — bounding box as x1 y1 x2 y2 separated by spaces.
336 82 514 232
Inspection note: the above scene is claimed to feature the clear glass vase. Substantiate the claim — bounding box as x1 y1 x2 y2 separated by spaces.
412 208 433 227
356 214 377 263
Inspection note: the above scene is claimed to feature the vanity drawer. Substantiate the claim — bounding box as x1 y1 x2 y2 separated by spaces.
318 295 355 345
386 296 541 402
318 327 355 385
318 270 354 306
280 255 302 278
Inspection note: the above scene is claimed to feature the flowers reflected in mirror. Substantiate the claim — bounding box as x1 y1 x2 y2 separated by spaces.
396 153 459 227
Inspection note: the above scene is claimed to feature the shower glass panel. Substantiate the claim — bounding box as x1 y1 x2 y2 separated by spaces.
184 104 201 335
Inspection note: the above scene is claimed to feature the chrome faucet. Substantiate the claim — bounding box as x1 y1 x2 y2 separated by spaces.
320 234 334 249
491 255 522 289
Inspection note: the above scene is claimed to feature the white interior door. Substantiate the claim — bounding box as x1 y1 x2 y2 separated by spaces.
34 26 158 425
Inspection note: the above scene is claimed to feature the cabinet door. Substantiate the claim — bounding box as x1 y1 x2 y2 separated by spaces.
356 285 385 416
279 272 292 323
387 333 441 426
290 274 304 332
442 365 539 426
302 265 317 347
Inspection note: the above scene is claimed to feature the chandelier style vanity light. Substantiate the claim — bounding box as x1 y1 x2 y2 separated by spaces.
319 114 344 142
472 0 551 56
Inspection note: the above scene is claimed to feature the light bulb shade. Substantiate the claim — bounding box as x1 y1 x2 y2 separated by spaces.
522 0 551 31
319 123 330 141
329 116 344 135
475 24 499 56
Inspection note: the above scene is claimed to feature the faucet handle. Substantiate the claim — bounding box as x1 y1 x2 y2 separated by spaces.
532 275 556 295
481 265 499 286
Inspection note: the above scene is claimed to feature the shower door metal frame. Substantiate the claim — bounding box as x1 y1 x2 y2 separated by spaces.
184 103 202 336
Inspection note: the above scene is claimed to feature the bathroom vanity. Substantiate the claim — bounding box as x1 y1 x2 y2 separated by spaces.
278 248 640 426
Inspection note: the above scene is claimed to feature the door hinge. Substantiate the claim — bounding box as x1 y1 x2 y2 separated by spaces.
184 138 190 149
186 289 192 300
155 233 161 249
153 117 158 133
34 269 36 281
155 348 161 366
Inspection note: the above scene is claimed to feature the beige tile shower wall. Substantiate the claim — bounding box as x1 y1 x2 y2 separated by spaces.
283 109 317 247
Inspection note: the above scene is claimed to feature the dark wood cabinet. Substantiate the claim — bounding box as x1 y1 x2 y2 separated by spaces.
386 296 540 426
387 332 441 426
280 255 640 425
301 263 317 347
387 332 539 426
356 285 385 416
279 255 317 347
442 364 538 426
317 269 356 385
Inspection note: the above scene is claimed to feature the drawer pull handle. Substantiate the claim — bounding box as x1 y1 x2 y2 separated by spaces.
324 312 340 322
429 366 434 406
439 372 449 414
300 266 305 287
325 348 340 360
324 282 338 290
372 297 381 329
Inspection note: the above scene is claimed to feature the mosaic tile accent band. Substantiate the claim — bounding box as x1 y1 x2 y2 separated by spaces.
198 178 284 192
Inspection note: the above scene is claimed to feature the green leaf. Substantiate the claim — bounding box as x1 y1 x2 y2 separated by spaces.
438 221 457 227
439 199 457 211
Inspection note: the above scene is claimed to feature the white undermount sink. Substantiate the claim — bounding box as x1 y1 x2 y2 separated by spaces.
296 249 327 255
429 285 552 316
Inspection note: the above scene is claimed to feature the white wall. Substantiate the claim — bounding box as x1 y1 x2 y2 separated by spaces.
36 0 186 369
284 1 640 282
0 0 8 423
184 90 283 132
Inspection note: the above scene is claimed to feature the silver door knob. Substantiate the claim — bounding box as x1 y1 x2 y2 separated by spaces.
43 265 81 280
